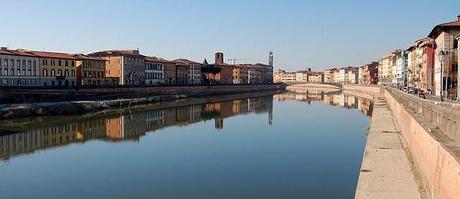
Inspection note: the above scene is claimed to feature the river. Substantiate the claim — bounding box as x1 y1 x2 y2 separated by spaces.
0 91 372 199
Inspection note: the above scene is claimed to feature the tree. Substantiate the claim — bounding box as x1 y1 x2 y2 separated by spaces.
201 59 221 85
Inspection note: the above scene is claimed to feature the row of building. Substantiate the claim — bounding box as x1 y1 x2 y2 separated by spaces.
274 15 460 100
0 48 274 87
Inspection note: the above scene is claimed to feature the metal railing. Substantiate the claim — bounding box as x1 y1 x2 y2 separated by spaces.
386 87 460 141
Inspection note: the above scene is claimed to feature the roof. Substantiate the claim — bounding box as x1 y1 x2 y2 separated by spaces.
145 56 173 63
428 16 460 39
90 50 143 57
73 54 108 61
172 59 200 65
0 48 77 59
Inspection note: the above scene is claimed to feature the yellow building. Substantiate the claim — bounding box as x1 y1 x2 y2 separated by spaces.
75 55 115 86
33 50 78 87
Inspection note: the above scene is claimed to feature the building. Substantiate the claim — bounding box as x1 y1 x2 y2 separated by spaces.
378 50 400 85
163 60 176 85
33 50 78 87
144 57 165 85
414 38 435 93
335 67 349 83
281 71 296 83
393 50 405 87
254 63 273 84
361 62 379 85
90 50 145 86
307 72 324 83
212 53 234 84
173 59 202 85
324 68 338 83
407 46 417 88
74 54 115 86
0 48 40 87
233 65 249 84
428 15 460 99
347 67 359 84
273 70 285 83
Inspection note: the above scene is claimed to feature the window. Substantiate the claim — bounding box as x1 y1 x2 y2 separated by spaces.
51 69 55 76
454 39 458 49
71 70 75 77
58 60 62 66
65 61 68 66
64 70 69 77
16 60 20 67
33 61 36 68
43 69 48 76
58 69 62 76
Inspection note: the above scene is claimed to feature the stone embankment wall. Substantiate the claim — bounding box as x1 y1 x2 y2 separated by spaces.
385 88 460 199
0 84 284 103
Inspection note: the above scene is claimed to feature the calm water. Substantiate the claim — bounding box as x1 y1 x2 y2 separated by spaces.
0 91 372 199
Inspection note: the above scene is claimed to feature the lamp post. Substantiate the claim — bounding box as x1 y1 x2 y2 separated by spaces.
438 50 445 101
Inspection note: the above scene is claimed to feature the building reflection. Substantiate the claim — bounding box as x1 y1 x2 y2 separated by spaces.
0 96 274 160
274 91 373 116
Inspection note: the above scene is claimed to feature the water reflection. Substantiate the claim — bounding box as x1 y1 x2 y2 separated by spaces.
0 91 372 161
274 91 374 116
0 96 274 161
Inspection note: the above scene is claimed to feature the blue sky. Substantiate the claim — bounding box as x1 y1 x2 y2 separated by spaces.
0 0 459 71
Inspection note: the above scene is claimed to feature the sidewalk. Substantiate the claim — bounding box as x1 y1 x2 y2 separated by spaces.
355 95 422 199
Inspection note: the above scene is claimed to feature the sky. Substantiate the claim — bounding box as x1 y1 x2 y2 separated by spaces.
0 0 459 71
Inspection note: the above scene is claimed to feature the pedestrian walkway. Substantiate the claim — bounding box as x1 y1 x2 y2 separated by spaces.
355 95 422 199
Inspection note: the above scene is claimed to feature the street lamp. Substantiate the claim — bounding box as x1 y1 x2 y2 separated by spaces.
438 50 446 101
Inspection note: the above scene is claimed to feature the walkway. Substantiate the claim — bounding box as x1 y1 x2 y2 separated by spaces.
355 95 422 199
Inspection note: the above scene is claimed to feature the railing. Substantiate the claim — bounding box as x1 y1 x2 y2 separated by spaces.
386 87 460 141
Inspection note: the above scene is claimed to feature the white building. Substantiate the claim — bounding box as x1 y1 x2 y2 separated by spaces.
0 48 41 87
335 68 348 83
144 57 165 85
394 52 404 86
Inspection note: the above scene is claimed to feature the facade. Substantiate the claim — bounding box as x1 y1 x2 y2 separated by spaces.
428 16 460 98
361 62 379 85
34 50 77 87
347 68 359 84
378 50 399 85
255 63 274 84
393 50 405 87
414 38 435 92
307 72 324 83
90 50 145 86
173 59 202 85
280 72 296 83
144 57 165 85
74 55 113 86
273 70 284 83
407 46 418 88
324 68 338 83
0 48 40 87
335 67 348 83
163 60 176 85
233 65 249 84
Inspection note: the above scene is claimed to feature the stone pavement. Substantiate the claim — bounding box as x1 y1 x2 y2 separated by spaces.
355 95 422 199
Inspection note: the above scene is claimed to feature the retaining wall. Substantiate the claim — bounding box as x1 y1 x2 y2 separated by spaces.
385 89 460 199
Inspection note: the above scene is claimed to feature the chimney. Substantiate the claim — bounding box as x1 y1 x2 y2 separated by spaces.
0 47 7 50
215 52 224 64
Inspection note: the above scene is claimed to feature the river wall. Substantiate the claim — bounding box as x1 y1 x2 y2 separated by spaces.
384 89 460 199
0 84 285 104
